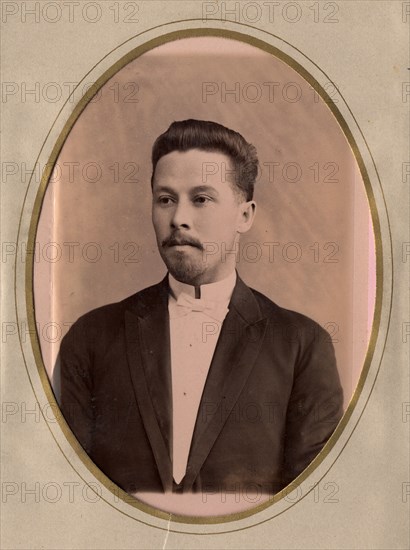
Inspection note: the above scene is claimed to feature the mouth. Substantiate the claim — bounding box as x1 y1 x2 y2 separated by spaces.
163 237 202 250
166 243 200 255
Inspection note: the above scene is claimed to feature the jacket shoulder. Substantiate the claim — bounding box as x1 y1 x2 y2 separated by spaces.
249 286 329 342
64 279 167 333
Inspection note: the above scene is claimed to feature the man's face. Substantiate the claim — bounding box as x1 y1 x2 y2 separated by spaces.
152 148 256 285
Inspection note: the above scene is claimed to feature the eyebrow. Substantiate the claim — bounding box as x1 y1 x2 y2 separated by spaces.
152 185 176 195
190 185 219 196
153 185 220 196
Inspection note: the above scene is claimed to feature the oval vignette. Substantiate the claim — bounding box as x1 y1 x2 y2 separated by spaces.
32 34 377 520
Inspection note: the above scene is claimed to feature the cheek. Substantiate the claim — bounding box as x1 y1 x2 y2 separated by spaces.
200 213 237 242
152 208 167 230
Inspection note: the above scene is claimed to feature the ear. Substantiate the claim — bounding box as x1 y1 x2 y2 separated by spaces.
237 201 257 234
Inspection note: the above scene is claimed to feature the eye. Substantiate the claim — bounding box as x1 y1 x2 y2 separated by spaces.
193 195 212 205
156 196 175 205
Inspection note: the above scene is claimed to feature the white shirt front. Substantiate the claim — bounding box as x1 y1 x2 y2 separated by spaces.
168 270 237 484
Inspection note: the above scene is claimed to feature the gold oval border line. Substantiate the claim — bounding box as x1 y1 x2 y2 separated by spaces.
17 23 391 533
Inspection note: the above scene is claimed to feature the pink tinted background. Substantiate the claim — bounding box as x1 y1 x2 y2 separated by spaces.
34 37 376 515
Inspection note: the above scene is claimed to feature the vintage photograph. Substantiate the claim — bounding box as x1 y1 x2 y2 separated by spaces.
3 1 407 547
33 36 376 516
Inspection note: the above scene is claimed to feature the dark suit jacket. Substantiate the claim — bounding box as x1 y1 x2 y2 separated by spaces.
58 274 343 495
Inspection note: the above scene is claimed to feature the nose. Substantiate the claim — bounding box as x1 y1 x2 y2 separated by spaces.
170 199 191 229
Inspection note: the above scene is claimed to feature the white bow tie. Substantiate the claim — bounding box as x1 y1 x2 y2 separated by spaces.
173 292 229 322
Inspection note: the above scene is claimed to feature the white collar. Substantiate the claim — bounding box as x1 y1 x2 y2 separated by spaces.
168 270 237 303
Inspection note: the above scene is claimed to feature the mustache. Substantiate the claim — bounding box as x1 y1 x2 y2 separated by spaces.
162 234 203 250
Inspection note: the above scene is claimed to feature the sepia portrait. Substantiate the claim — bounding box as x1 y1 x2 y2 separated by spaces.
33 34 377 517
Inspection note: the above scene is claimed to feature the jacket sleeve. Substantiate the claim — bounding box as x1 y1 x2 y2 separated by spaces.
282 322 344 487
57 316 95 454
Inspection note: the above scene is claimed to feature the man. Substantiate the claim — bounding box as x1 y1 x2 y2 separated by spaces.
58 119 343 496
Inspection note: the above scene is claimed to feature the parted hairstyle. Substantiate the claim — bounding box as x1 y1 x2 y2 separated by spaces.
151 119 259 201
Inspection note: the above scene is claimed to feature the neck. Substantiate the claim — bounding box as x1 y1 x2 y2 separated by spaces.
168 270 237 302
170 267 236 287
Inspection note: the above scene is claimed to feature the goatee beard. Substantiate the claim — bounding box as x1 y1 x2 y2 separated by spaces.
165 257 206 285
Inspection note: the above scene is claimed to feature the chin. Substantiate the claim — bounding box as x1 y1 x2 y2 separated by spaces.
163 255 206 285
168 263 205 285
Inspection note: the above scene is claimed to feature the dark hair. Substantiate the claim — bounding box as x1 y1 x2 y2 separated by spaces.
151 119 259 201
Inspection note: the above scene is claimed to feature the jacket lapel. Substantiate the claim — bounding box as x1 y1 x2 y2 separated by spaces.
183 275 268 491
124 276 173 492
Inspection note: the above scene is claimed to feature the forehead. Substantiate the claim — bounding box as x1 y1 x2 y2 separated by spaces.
153 149 234 189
